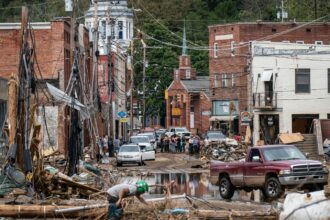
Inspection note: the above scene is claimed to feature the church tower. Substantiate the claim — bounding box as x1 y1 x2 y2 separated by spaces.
174 22 196 81
84 0 133 54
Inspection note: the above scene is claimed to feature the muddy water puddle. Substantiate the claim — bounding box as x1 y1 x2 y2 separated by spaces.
117 170 222 199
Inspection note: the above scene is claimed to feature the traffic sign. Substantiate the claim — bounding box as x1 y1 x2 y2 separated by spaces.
120 118 128 123
117 111 127 118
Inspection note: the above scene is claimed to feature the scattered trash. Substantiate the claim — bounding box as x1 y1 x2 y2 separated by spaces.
201 141 247 162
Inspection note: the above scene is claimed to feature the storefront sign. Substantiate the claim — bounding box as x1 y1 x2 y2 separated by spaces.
172 108 181 116
202 111 211 116
241 111 252 125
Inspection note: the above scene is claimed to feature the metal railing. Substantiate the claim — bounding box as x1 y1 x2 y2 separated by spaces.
253 92 277 109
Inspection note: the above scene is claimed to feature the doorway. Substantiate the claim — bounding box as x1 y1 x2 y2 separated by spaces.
292 114 319 133
264 77 273 106
259 114 279 144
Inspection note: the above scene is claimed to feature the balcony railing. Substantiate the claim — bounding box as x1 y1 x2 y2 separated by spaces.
253 92 277 109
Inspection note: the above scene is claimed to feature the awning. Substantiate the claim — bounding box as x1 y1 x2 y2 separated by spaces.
260 70 273 81
209 116 236 121
47 83 90 120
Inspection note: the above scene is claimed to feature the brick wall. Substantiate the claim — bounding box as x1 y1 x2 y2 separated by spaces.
209 22 330 132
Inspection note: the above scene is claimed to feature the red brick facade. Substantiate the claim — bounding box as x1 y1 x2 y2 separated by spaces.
166 55 211 134
0 19 92 153
209 22 330 134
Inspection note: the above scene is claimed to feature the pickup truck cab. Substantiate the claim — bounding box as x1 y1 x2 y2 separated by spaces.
210 145 328 200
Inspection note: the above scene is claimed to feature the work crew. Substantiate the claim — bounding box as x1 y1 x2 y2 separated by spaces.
107 180 149 219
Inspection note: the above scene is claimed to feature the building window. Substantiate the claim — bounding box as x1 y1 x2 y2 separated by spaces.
328 69 330 93
185 69 191 79
214 43 219 58
222 74 227 87
282 41 290 43
232 73 236 87
296 41 304 44
212 100 239 116
315 41 323 45
214 75 218 87
118 21 123 39
175 70 179 80
295 69 310 93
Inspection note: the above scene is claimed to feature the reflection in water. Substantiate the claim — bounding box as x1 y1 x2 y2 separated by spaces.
153 171 219 198
117 171 220 198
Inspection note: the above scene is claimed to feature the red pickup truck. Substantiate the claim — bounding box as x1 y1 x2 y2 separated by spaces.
210 145 328 200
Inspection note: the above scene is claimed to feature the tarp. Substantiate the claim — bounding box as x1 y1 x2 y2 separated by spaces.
46 83 90 120
260 70 273 81
278 133 304 144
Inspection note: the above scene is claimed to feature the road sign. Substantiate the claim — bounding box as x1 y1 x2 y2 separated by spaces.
120 118 128 123
117 111 127 118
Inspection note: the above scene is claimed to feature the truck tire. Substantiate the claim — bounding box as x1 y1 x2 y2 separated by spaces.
263 177 283 200
219 175 235 199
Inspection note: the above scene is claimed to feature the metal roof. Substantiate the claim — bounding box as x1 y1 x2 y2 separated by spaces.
181 76 210 94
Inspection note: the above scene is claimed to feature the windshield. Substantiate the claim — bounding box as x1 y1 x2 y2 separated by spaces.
207 132 225 139
130 136 149 143
176 128 187 133
139 133 154 139
262 146 306 161
119 146 139 152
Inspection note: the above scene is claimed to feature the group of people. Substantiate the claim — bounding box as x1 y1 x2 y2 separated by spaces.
97 136 121 159
159 134 201 155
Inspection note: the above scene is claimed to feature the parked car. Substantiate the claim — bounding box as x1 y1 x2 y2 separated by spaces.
169 127 192 139
210 145 329 200
116 144 155 167
205 131 226 146
137 132 157 150
129 135 155 151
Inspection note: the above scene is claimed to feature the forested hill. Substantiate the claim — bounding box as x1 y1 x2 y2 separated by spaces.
1 0 329 118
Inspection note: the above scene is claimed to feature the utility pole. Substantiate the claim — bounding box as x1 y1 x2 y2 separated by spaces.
130 42 134 136
107 8 114 144
141 38 146 128
90 0 98 158
281 0 284 23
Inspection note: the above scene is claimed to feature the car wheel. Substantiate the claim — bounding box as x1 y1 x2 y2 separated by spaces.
264 177 283 200
219 175 235 199
116 162 122 167
324 154 330 162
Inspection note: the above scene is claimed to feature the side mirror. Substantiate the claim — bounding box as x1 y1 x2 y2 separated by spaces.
305 153 310 159
252 155 261 162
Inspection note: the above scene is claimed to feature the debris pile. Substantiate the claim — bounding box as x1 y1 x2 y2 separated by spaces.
201 139 248 162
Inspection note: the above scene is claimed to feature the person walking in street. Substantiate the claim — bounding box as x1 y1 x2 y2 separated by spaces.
165 136 170 152
176 135 180 153
160 135 165 153
107 180 149 219
179 135 184 153
108 137 114 157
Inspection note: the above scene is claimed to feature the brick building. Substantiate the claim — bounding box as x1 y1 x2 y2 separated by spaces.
208 22 330 135
166 51 211 135
97 48 128 141
0 19 91 153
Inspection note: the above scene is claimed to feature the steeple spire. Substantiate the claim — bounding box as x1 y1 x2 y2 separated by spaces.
182 20 187 55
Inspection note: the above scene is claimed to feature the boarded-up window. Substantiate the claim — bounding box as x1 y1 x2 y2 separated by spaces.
295 69 310 93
